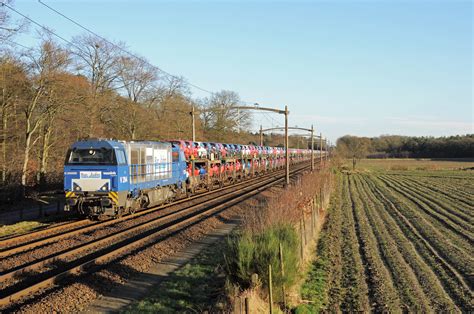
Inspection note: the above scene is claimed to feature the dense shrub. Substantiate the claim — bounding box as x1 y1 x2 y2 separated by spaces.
225 223 300 302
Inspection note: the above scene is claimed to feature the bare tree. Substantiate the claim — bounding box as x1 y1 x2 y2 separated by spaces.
336 135 371 170
20 39 69 191
71 34 125 93
70 34 125 136
200 90 251 141
36 71 84 188
0 55 28 184
142 75 188 110
0 0 27 42
162 75 189 99
117 56 157 103
114 56 158 140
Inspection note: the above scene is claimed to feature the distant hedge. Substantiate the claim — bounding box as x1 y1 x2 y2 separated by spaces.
341 134 474 159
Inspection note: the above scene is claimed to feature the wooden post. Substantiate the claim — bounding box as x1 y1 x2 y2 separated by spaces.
245 297 250 314
233 286 240 314
300 219 304 260
268 264 273 314
279 242 286 308
251 273 259 288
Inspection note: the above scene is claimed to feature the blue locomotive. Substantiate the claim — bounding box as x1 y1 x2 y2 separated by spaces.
64 139 187 217
64 138 317 218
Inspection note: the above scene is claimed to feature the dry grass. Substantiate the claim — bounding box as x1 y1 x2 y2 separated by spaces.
225 166 335 311
0 221 47 238
356 158 474 172
242 169 334 236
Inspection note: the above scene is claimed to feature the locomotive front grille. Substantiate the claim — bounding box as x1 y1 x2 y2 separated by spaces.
71 178 110 192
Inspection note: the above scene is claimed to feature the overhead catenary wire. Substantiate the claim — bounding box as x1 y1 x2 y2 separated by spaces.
1 2 88 54
36 0 276 110
37 0 217 96
3 1 286 122
0 1 209 94
2 1 218 96
263 111 279 127
1 36 79 56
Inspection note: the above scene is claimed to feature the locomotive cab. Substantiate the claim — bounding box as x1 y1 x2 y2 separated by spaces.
64 140 129 217
64 139 188 219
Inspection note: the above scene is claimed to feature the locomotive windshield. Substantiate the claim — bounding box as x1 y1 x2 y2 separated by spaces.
66 148 117 165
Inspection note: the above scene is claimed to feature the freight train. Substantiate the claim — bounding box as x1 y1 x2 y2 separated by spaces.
64 138 319 218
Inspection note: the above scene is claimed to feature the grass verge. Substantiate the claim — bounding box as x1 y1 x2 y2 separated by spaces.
0 221 48 238
123 240 228 313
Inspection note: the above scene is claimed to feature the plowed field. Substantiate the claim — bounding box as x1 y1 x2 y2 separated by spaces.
302 167 473 312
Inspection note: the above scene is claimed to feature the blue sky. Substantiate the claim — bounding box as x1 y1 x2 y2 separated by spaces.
11 0 473 142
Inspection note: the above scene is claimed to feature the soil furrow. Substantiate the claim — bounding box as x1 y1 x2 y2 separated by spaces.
360 174 460 311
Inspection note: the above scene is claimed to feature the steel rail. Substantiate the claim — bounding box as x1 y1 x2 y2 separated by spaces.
0 163 311 307
0 165 304 282
0 161 310 257
0 219 94 248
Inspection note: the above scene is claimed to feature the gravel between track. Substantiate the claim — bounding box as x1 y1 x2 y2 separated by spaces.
0 181 255 279
5 181 285 313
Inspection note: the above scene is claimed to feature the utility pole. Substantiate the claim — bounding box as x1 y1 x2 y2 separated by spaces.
285 105 289 186
260 125 315 175
260 125 263 146
233 104 290 186
311 125 314 171
191 105 196 142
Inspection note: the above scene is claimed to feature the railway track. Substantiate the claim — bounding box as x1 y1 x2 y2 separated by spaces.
0 163 307 257
0 161 313 308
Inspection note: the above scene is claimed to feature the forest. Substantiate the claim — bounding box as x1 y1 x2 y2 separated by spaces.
0 3 318 197
0 34 307 195
337 134 473 161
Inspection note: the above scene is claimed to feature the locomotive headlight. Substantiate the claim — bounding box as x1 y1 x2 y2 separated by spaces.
73 182 82 191
100 183 109 191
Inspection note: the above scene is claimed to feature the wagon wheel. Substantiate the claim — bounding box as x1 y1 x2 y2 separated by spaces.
189 185 195 196
129 199 140 214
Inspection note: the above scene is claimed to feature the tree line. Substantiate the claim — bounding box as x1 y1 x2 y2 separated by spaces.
337 134 474 169
0 2 311 197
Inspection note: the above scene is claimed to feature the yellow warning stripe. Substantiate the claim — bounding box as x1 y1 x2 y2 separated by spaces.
109 191 119 204
65 191 76 198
